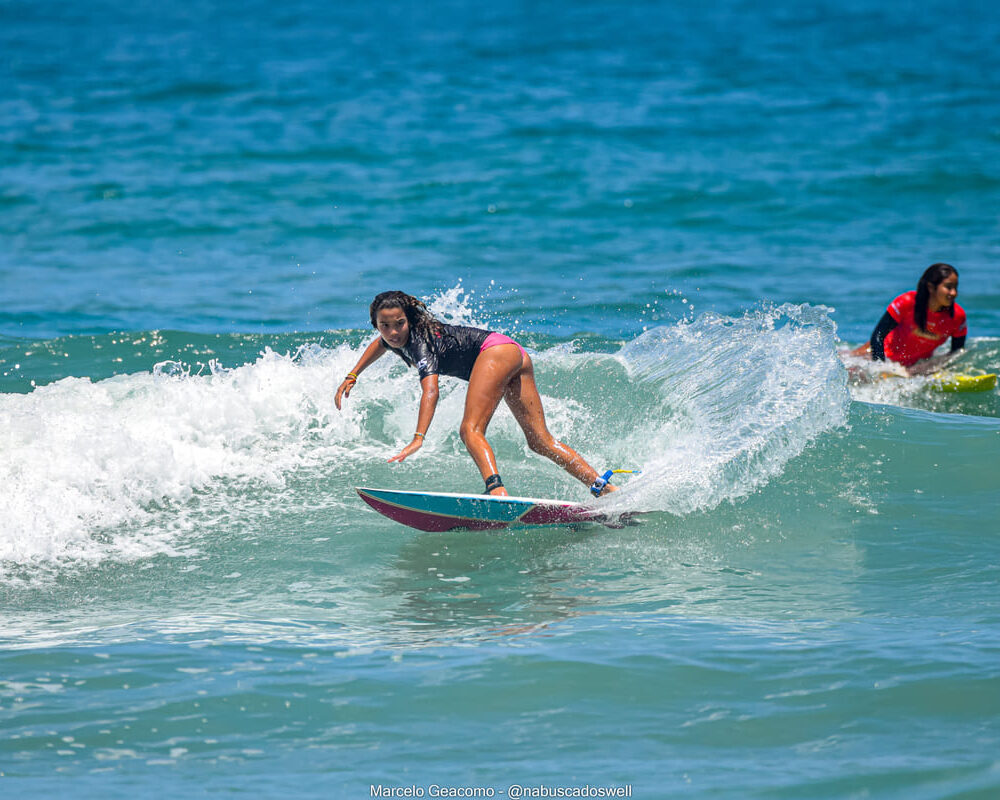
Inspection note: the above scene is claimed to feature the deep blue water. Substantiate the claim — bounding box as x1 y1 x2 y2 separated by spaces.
2 0 999 797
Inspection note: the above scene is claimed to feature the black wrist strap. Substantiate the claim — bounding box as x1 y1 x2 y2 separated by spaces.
484 474 504 493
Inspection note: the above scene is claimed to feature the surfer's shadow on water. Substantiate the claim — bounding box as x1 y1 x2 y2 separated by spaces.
364 508 736 646
376 527 610 642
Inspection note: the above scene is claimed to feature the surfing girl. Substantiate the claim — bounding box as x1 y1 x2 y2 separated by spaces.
851 263 967 371
335 291 615 497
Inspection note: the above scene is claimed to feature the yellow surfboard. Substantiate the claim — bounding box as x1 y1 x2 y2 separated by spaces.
930 372 998 393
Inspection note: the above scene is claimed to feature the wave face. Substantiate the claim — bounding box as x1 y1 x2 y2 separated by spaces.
609 303 849 513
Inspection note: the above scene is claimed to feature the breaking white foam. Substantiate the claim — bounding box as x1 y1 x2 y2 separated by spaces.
598 304 851 514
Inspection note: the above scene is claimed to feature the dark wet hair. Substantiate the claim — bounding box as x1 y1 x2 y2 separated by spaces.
914 263 957 331
369 291 441 340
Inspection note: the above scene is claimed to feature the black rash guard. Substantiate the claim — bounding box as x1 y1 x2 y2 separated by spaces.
869 311 897 361
383 323 491 381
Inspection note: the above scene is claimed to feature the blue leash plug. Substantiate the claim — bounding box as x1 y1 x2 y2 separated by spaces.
590 469 614 497
590 468 640 498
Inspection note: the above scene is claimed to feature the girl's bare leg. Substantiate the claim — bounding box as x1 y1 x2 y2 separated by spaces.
502 354 606 490
460 344 525 496
463 345 612 496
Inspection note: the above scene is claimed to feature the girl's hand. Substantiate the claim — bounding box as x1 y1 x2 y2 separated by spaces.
334 379 355 410
388 437 423 463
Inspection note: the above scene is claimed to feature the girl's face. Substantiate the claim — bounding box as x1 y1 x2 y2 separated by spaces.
931 273 958 310
376 306 410 348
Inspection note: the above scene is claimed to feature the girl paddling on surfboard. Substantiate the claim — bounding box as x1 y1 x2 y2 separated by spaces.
851 263 967 373
335 291 616 498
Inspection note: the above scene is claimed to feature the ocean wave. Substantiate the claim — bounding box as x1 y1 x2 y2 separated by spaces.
1 300 854 574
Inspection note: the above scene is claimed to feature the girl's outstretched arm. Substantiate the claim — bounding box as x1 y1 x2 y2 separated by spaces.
335 337 387 410
388 374 439 463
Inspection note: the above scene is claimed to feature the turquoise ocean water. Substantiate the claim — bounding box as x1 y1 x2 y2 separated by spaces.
2 0 1000 796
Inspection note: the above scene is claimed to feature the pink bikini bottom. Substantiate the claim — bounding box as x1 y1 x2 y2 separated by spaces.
480 332 526 360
